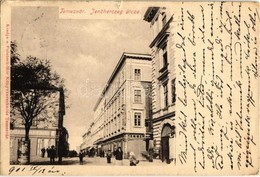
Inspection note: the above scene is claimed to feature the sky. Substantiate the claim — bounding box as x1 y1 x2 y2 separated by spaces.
11 6 152 150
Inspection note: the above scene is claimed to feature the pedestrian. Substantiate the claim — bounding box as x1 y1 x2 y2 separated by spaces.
100 150 103 157
49 145 56 164
129 152 139 166
114 147 123 165
47 146 50 157
79 150 84 165
106 150 112 164
41 147 46 158
113 148 117 157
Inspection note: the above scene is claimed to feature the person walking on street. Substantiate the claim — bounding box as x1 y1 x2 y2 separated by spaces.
114 147 123 165
47 146 50 157
49 145 56 164
106 150 112 163
41 147 46 158
79 150 84 165
129 152 139 166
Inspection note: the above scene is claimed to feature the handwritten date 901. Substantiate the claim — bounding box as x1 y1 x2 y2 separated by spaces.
9 166 65 175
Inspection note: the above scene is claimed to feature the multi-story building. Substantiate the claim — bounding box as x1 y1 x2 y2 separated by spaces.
93 52 152 159
144 7 176 164
92 96 105 156
10 92 69 163
80 122 94 154
10 127 57 162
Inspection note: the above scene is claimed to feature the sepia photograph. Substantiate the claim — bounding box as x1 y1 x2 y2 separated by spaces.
9 5 171 167
1 1 259 175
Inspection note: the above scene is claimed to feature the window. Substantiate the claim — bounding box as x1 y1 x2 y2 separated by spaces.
121 89 124 104
134 69 141 80
118 114 121 130
163 83 168 107
114 117 117 131
162 45 168 67
134 90 141 103
115 97 117 111
162 12 167 26
134 112 141 126
121 71 125 82
118 94 121 107
104 99 106 108
172 79 176 103
117 77 120 88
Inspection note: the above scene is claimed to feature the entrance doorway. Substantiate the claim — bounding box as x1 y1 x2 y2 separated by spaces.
161 124 173 163
161 136 169 162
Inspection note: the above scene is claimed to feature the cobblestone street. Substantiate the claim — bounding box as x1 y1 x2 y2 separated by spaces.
29 156 169 166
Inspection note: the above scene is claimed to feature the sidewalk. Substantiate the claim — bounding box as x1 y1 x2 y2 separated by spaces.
29 155 170 166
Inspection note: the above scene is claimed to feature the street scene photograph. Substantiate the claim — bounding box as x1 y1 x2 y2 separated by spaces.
5 2 259 175
9 5 175 166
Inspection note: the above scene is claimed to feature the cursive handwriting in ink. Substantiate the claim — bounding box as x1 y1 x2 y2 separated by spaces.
243 20 251 60
187 10 196 46
209 3 214 37
207 39 215 81
180 8 184 30
8 166 65 176
198 112 206 169
215 37 224 73
226 84 233 115
199 5 205 43
179 111 188 164
197 75 205 107
234 3 241 40
235 42 243 78
175 2 259 173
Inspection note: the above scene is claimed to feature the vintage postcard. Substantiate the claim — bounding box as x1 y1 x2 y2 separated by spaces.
1 0 259 175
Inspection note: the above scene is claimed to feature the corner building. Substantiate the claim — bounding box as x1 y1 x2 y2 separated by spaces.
144 7 176 163
94 53 152 159
10 92 69 163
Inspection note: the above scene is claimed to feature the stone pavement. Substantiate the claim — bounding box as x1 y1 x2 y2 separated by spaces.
29 155 170 166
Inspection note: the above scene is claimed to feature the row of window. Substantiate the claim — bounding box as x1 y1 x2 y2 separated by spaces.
103 111 143 138
104 68 142 116
105 70 125 102
158 28 175 108
163 78 176 108
106 88 142 116
105 68 141 103
105 89 125 121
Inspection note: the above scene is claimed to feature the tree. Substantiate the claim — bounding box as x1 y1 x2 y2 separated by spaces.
11 41 20 66
11 42 65 142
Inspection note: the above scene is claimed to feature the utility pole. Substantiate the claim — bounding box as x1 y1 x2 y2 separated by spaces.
57 88 65 164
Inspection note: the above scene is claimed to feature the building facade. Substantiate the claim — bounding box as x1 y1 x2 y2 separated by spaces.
80 122 94 154
10 92 69 163
92 52 152 159
144 7 176 164
92 96 105 156
10 127 57 162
